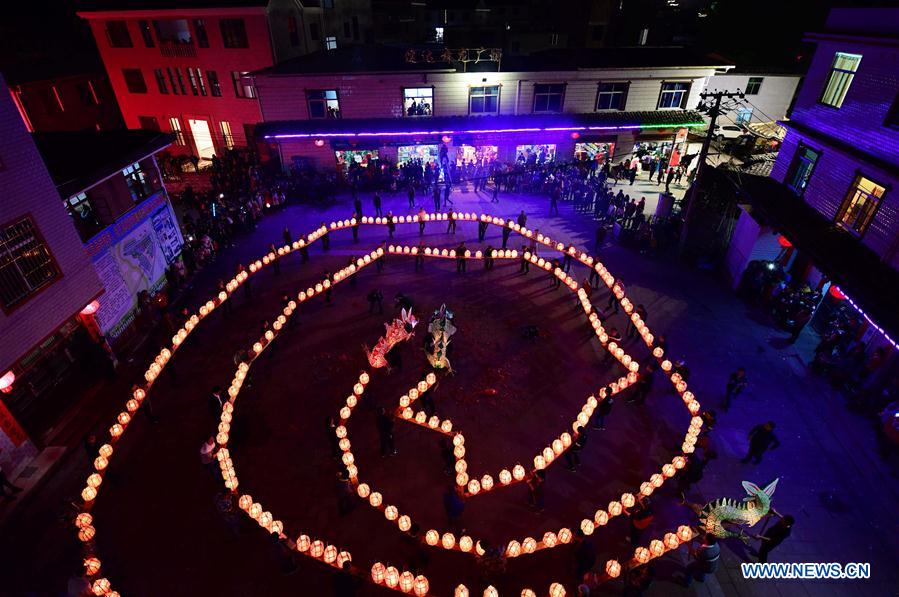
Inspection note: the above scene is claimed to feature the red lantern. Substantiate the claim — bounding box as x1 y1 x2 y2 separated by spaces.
829 285 846 300
777 235 792 248
314 139 325 147
571 131 580 139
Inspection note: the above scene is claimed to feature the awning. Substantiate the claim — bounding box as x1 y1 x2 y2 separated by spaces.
258 111 706 140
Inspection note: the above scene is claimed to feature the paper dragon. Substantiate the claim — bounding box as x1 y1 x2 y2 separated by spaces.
685 479 779 543
366 308 418 368
426 304 457 371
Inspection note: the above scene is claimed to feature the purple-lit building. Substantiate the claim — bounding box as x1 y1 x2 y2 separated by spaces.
725 8 898 356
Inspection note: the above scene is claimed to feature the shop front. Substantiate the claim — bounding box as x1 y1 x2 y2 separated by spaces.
455 144 498 166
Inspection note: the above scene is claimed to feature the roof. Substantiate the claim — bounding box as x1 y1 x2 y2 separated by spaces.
32 130 174 198
258 110 707 139
708 167 899 339
257 44 733 77
77 0 268 10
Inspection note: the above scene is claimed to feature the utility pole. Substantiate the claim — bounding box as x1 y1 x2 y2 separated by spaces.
678 89 744 257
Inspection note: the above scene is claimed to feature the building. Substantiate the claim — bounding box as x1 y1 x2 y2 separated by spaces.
0 75 104 467
8 72 124 133
723 8 899 356
705 70 802 128
253 45 733 176
77 1 373 162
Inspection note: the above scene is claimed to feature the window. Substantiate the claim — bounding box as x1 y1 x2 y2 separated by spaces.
196 69 207 96
77 82 99 106
138 116 160 131
105 21 132 47
533 83 565 113
169 117 186 145
220 18 248 48
174 68 186 95
138 20 154 47
596 82 628 111
434 27 444 43
187 68 199 95
153 19 192 43
820 52 861 108
403 87 434 117
310 22 320 41
193 19 209 47
736 107 753 124
469 85 500 114
231 71 256 99
0 217 60 310
325 36 337 50
785 145 820 195
837 175 886 235
307 89 340 119
154 69 168 94
122 162 152 202
220 121 235 149
122 69 147 94
166 68 180 95
745 77 763 95
65 192 104 242
323 0 334 7
658 82 689 109
288 15 300 46
207 71 222 97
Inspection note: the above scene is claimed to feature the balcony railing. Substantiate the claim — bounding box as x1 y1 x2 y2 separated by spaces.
160 40 196 58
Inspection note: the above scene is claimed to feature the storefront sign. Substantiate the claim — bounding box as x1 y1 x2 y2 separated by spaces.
0 398 28 447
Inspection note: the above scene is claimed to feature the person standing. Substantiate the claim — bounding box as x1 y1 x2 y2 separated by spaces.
627 304 647 338
684 534 720 586
501 226 511 249
593 391 614 429
606 278 623 314
443 486 465 530
282 227 292 247
665 167 675 193
565 426 588 471
492 183 499 203
741 421 780 464
354 196 363 218
574 528 597 581
351 212 360 242
594 224 606 253
386 212 396 239
407 184 415 209
433 185 441 212
484 246 495 270
520 246 531 274
321 222 330 251
724 367 748 410
550 188 560 215
443 183 451 208
446 209 456 234
373 193 383 217
517 210 528 228
456 242 467 273
629 496 654 546
377 407 396 456
527 470 546 511
562 245 574 273
756 514 795 562
478 219 488 242
630 363 655 404
415 241 425 271
418 207 426 235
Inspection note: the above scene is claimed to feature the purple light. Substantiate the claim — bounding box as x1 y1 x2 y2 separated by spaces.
837 286 898 350
265 122 700 140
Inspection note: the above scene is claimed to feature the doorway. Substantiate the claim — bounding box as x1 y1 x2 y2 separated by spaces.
187 118 215 160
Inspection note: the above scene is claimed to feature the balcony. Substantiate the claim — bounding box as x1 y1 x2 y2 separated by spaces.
160 40 196 58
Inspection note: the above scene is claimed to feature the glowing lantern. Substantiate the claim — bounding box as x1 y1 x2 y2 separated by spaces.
455 460 467 474
456 472 469 486
595 510 609 526
649 539 664 557
455 585 470 597
371 562 386 583
829 285 846 300
650 474 664 488
662 464 676 478
259 511 273 529
557 528 573 543
664 533 679 549
677 525 693 542
673 456 686 469
581 519 595 535
506 541 521 557
249 502 262 518
324 545 338 563
621 493 636 508
440 420 453 433
297 535 311 552
481 474 494 491
499 469 512 484
109 424 123 438
341 452 354 466
453 434 465 446
512 465 526 480
399 571 415 592
369 492 382 507
339 406 351 420
522 590 537 597
81 486 97 502
484 587 498 597
634 547 650 563
640 482 653 496
75 512 93 528
339 438 351 451
467 479 481 495
384 505 398 521
542 532 558 548
91 578 111 595
414 575 429 596
549 583 566 597
271 520 284 535
94 456 108 471
608 501 623 516
605 559 621 578
398 515 411 532
441 533 456 549
454 444 465 458
522 537 537 554
534 455 546 470
428 416 440 429
337 551 352 567
459 535 473 552
310 540 325 558
425 530 439 545
84 557 101 576
78 525 96 542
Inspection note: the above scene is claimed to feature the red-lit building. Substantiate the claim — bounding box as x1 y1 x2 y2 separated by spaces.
78 1 373 162
8 72 124 133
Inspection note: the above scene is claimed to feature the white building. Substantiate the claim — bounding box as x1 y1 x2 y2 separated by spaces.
706 71 802 128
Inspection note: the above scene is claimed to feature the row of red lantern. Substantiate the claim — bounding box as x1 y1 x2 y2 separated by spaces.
387 244 522 260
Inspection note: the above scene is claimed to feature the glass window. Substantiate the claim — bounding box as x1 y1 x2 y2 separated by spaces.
785 145 819 195
745 77 763 95
220 121 235 148
220 18 248 48
838 175 886 235
403 87 433 117
169 116 186 145
154 69 168 94
736 107 753 124
122 69 147 94
469 85 500 114
533 84 565 113
193 19 209 47
175 68 186 95
153 19 192 43
231 71 256 99
308 89 340 119
196 69 207 96
105 21 132 48
325 36 337 50
138 116 160 131
138 20 155 47
187 68 199 95
207 71 222 97
0 217 60 310
167 68 180 95
659 82 690 109
820 52 861 108
122 162 152 202
596 82 628 111
65 192 104 242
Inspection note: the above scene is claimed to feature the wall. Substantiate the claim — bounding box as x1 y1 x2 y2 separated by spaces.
81 8 272 152
10 74 124 132
706 73 802 123
0 75 104 468
725 206 783 288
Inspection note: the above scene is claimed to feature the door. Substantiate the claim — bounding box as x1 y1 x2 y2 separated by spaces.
187 118 215 160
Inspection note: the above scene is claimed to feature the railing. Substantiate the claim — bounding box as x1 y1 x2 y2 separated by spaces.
160 40 196 58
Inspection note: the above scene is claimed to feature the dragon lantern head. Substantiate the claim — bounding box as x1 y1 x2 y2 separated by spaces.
741 478 779 513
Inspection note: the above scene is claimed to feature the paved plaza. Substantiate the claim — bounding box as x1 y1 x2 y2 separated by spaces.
1 184 896 597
